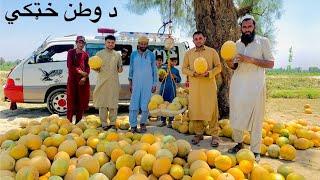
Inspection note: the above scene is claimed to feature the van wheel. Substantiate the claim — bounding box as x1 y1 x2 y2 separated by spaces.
47 88 67 116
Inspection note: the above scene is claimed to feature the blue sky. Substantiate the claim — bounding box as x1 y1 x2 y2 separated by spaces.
0 0 319 69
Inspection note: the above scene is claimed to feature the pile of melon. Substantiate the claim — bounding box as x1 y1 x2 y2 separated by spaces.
172 113 320 162
0 114 306 179
148 88 188 115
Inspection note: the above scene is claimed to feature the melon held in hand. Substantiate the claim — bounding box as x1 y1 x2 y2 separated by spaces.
221 41 237 61
194 57 208 74
89 56 103 69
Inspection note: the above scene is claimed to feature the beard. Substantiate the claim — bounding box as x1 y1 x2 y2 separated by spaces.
138 46 147 52
241 30 255 46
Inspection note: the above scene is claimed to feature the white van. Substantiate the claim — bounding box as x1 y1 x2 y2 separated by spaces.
3 30 189 115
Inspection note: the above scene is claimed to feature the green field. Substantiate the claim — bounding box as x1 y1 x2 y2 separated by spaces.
0 71 319 102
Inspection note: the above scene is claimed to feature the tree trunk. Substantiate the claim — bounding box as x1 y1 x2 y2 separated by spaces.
194 0 239 119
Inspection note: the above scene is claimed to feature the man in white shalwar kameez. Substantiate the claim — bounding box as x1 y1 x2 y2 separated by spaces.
227 15 275 162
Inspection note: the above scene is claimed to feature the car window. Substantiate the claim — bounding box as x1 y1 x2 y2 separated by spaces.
36 44 74 63
86 44 133 66
148 45 179 65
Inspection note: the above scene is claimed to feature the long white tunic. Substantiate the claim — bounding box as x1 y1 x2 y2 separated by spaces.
230 35 274 131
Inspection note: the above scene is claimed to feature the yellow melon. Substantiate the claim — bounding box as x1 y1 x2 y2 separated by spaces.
30 156 51 175
209 168 221 179
58 127 69 135
15 157 31 172
304 108 312 114
71 167 90 180
116 154 135 170
0 153 16 170
74 136 86 148
276 137 289 147
159 174 174 180
277 164 293 178
111 148 125 163
141 133 156 145
221 41 237 61
269 173 285 180
114 167 133 180
5 128 21 141
286 172 305 180
9 144 28 160
87 136 100 149
187 150 207 165
251 165 270 180
216 173 235 180
226 168 245 180
152 157 172 177
151 94 164 105
190 160 210 176
163 142 179 157
263 136 274 146
214 155 232 171
54 151 70 162
146 142 160 155
89 56 103 69
206 149 221 166
77 156 100 175
58 139 77 157
148 101 158 111
172 157 187 167
76 146 94 157
238 160 253 174
260 163 274 173
182 175 192 180
169 164 184 179
194 57 208 74
141 154 156 173
176 139 191 158
51 159 69 176
45 146 58 160
133 166 148 176
93 152 109 167
268 144 280 158
16 166 39 180
29 149 47 158
243 134 250 145
294 138 310 150
47 123 59 133
129 173 148 180
279 144 296 161
133 150 147 166
51 134 65 147
100 162 117 179
192 168 212 179
222 125 233 138
106 132 119 142
235 149 255 163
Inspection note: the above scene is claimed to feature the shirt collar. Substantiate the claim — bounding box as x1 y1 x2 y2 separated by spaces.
194 45 207 52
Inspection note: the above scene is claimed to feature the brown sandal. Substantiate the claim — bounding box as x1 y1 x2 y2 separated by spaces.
191 135 204 145
211 136 220 147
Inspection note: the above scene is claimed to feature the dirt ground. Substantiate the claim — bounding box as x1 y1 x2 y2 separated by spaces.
0 98 319 179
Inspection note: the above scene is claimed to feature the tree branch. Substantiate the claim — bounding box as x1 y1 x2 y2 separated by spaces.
236 5 253 18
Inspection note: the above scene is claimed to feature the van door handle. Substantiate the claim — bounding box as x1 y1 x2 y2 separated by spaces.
15 78 20 81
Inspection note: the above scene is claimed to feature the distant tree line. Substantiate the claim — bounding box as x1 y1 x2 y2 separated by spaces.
0 57 21 71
